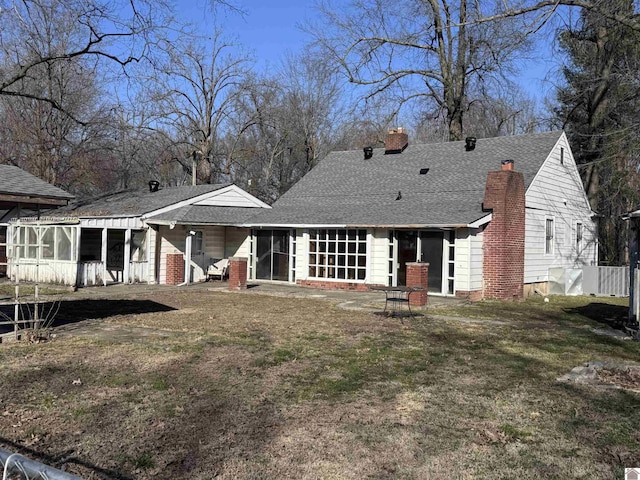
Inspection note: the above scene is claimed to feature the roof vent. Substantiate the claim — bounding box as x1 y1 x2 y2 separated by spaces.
148 180 160 192
363 146 373 160
419 168 429 175
385 128 409 154
465 136 477 151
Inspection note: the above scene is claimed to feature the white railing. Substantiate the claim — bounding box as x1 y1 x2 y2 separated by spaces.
129 261 148 283
78 261 103 286
78 261 148 286
582 266 629 297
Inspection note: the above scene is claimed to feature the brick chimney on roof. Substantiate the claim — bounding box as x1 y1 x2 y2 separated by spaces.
482 160 525 301
385 128 408 154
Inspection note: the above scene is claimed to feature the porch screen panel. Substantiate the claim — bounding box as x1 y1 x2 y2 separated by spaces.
57 227 73 261
26 227 38 259
131 231 146 262
13 225 77 261
256 231 272 280
308 229 367 281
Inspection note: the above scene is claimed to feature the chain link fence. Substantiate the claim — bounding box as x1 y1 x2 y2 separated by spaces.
0 447 83 480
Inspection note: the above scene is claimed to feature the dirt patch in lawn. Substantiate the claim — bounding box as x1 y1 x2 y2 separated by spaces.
0 290 638 479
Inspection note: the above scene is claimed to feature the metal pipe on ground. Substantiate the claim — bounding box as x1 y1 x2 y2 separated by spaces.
0 447 84 480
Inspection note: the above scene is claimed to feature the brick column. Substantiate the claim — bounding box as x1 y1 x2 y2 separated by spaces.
482 160 525 300
166 253 184 285
228 257 248 290
406 262 429 306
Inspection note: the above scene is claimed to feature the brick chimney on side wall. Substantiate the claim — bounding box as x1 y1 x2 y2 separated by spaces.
385 128 409 154
482 160 525 300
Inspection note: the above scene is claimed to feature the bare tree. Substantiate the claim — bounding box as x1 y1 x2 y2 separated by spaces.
150 29 252 184
0 0 176 120
311 0 536 141
224 51 345 201
310 0 640 141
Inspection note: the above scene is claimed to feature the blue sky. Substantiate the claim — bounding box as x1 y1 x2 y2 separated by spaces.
176 0 562 108
180 0 314 69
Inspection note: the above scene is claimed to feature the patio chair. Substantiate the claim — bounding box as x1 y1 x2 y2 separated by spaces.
206 258 229 281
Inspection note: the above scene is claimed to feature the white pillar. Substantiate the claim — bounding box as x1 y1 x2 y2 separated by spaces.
184 234 192 284
124 228 131 284
101 228 108 286
74 225 82 287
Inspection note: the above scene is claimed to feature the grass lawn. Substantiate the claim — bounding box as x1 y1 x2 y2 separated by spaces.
0 291 638 479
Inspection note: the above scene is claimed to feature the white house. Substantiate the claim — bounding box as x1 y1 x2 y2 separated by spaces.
244 130 597 300
8 183 270 287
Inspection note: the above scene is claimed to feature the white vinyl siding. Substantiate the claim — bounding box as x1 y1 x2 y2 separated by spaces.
454 227 484 292
158 225 232 284
193 188 265 207
225 227 250 258
369 228 390 285
524 133 597 284
454 228 471 291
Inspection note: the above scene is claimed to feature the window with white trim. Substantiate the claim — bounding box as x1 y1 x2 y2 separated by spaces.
575 222 583 255
545 218 554 254
192 231 203 255
308 229 367 280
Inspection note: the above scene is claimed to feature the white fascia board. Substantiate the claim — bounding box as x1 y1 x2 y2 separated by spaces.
141 185 270 220
467 214 492 228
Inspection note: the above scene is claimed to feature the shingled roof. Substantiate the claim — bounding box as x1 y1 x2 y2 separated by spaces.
59 184 228 217
0 165 73 201
249 131 564 227
146 205 263 225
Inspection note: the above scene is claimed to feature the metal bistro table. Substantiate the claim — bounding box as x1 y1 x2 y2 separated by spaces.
370 286 425 317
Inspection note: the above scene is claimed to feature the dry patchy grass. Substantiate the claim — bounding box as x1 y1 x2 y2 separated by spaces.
0 290 638 479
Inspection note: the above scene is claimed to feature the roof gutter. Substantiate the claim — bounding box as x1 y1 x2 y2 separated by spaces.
242 223 470 229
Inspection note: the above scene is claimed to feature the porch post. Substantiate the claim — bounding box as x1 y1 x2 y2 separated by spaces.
629 218 638 325
406 262 429 307
74 225 81 288
184 233 192 284
124 228 131 284
101 228 108 286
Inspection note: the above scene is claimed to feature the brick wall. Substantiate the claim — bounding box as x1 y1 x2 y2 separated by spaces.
297 280 381 291
406 262 428 306
385 129 409 154
228 257 248 290
482 165 525 300
166 253 184 285
455 290 484 302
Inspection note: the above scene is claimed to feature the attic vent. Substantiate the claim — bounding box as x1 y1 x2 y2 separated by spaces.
465 136 477 151
363 146 373 160
419 168 429 175
148 180 160 192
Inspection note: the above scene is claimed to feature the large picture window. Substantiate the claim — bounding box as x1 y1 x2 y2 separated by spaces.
308 229 367 281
